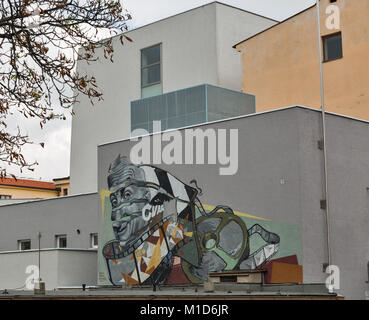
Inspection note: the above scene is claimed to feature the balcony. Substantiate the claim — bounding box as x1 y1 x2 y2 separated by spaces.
131 84 255 135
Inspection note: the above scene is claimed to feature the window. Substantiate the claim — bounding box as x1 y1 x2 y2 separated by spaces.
323 33 343 62
141 44 162 98
55 235 67 248
63 188 68 196
0 195 11 200
90 233 98 248
18 239 31 251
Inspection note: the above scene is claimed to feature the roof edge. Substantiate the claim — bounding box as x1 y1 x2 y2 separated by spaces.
0 184 57 191
0 192 98 208
213 1 279 23
53 176 70 181
98 105 369 149
104 1 278 44
233 3 316 49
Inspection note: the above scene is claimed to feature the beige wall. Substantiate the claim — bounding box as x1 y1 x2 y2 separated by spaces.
236 0 369 120
54 178 70 196
0 186 58 199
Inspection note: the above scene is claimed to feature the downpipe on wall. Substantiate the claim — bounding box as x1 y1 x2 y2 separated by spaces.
316 0 332 269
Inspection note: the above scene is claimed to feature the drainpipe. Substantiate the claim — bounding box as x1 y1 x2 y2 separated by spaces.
316 0 332 268
38 232 41 281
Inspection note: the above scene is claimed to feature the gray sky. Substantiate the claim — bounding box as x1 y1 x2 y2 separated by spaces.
8 0 316 182
124 0 316 26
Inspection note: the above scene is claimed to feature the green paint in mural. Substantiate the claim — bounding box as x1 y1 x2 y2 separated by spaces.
98 155 302 286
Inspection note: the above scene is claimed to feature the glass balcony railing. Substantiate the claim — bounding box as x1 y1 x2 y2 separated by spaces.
131 84 255 135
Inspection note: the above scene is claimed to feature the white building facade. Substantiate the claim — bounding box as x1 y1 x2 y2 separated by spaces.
69 2 277 195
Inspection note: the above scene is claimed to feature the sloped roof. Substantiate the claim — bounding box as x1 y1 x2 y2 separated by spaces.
233 3 316 48
0 178 56 191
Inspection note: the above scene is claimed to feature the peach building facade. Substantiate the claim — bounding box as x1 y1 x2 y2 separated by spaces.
235 0 369 120
53 177 70 197
0 178 58 200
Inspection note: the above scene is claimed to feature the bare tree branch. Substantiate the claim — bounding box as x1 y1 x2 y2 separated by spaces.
0 0 132 179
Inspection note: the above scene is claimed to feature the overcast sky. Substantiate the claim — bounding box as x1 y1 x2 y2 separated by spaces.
8 0 316 182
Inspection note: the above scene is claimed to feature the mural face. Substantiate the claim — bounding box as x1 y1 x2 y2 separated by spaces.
108 162 151 248
99 155 301 286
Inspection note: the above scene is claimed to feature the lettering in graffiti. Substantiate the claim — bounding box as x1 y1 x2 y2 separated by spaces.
142 204 164 222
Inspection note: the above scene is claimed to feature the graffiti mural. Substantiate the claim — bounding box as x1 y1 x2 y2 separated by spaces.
99 155 301 286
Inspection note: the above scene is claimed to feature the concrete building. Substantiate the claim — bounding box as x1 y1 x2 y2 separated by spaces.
0 2 368 300
70 2 277 195
0 193 99 252
0 193 99 289
0 249 97 290
234 0 369 120
96 106 369 300
0 106 368 298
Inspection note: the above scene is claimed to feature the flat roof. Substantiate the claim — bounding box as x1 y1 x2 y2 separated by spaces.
0 283 341 300
108 1 277 43
98 105 369 148
53 176 70 182
0 192 97 208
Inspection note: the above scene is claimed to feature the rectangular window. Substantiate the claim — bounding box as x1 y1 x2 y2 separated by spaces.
55 235 67 248
323 32 343 62
90 233 98 248
18 239 31 251
141 44 162 98
0 195 11 200
63 188 68 196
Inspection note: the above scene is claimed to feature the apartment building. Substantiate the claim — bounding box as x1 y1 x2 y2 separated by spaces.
234 0 369 120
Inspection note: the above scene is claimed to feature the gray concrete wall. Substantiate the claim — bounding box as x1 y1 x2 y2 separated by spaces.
215 3 277 91
324 113 369 300
57 250 97 287
0 193 99 290
0 199 39 206
1 107 366 298
0 193 99 251
0 249 97 290
69 2 276 195
97 106 369 299
98 108 303 223
295 109 369 299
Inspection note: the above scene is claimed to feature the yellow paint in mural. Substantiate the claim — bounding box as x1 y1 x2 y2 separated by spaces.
202 204 269 221
100 189 268 221
135 247 146 259
145 238 163 273
100 189 112 219
184 232 193 237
